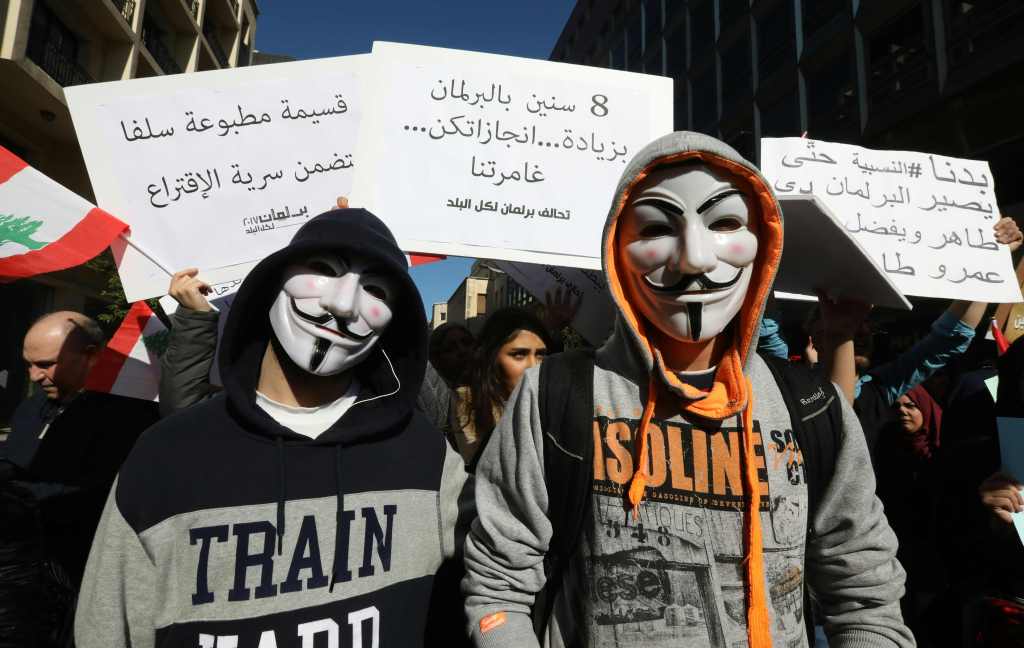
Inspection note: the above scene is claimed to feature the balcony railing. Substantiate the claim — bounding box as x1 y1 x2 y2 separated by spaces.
142 23 182 74
110 0 136 26
204 29 229 67
27 39 93 86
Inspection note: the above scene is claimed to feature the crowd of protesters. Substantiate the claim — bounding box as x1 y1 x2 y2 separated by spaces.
2 137 1024 648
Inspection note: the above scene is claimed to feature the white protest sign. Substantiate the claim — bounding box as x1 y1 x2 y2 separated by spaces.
761 138 1021 303
66 55 365 301
491 260 615 345
352 42 672 269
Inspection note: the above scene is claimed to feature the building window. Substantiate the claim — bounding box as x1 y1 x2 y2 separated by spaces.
806 50 857 140
723 120 754 162
143 17 183 74
756 1 795 78
674 84 689 130
666 0 686 31
26 2 93 87
666 24 687 79
645 0 662 50
645 41 664 75
690 0 715 59
627 5 644 71
946 1 1024 69
759 88 800 138
610 33 625 69
721 31 752 110
718 1 748 32
868 4 930 108
801 0 846 38
692 68 717 131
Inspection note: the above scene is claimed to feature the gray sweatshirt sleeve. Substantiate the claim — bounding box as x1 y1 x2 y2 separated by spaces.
75 480 157 648
440 435 474 560
805 391 916 648
462 369 550 648
159 307 220 417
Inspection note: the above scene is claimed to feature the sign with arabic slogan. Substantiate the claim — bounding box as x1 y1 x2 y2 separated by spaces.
67 55 365 301
761 138 1021 303
352 42 673 269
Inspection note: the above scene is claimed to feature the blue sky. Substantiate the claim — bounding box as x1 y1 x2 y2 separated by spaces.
255 1 576 315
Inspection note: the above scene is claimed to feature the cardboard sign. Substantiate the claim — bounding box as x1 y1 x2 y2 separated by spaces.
761 138 1022 304
352 42 672 269
774 195 911 310
66 55 366 301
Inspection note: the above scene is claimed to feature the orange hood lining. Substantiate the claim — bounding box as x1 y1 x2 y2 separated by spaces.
603 149 783 420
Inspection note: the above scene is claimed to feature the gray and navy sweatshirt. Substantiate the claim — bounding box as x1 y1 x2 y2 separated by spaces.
463 132 914 648
75 210 470 647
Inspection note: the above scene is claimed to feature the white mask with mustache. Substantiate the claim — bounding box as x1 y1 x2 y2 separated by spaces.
269 254 396 376
619 164 758 343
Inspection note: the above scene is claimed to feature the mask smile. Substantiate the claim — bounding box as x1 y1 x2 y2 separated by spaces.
290 297 372 341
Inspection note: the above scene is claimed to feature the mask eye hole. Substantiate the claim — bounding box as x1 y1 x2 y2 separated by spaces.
364 285 388 301
307 260 338 277
639 223 674 238
709 218 742 232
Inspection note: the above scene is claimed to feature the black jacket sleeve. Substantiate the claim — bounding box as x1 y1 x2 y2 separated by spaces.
159 307 221 417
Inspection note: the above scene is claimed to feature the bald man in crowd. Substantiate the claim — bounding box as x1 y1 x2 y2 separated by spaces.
0 311 157 644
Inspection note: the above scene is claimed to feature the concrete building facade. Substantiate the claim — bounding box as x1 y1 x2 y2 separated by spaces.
0 0 258 425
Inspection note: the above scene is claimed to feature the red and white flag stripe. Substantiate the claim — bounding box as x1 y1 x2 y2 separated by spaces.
0 145 127 280
85 301 166 401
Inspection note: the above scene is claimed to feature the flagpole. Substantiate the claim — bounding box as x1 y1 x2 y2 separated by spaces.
117 233 174 277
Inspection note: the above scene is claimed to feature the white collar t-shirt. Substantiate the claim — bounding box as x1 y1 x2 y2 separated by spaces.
255 380 361 439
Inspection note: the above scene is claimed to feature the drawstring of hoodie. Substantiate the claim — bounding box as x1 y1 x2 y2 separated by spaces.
329 445 344 593
739 378 771 648
626 372 658 518
275 436 286 556
272 438 346 593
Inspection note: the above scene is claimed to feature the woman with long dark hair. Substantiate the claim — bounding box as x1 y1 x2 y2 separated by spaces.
452 307 554 466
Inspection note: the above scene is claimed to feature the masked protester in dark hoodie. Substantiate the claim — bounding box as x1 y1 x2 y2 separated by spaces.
463 132 913 648
75 209 470 647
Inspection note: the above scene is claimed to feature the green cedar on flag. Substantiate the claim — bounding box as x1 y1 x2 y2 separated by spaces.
0 145 127 280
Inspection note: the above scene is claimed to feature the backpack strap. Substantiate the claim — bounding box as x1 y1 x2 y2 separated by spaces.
533 349 595 641
757 352 843 643
757 352 842 529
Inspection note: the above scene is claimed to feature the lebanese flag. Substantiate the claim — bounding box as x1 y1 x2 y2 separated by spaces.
85 301 167 401
0 145 127 280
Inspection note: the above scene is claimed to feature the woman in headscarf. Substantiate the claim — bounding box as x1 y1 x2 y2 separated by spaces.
894 385 943 461
877 384 946 646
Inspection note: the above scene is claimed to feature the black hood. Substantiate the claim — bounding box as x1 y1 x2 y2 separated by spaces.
219 208 428 445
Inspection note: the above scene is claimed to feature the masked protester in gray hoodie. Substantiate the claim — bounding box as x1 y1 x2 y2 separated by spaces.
463 132 913 648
